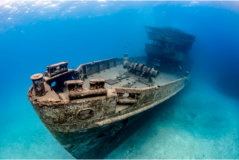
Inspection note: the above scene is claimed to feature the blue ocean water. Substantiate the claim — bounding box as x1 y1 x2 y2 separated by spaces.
0 1 239 158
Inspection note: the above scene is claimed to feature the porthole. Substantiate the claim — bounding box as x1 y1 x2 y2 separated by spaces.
76 109 94 120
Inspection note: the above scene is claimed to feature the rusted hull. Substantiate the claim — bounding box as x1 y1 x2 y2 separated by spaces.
29 78 187 158
49 112 144 159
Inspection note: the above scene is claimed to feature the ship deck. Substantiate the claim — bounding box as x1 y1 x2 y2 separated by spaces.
29 64 181 104
83 65 179 89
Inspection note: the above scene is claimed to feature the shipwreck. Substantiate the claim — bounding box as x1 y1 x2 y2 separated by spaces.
27 26 194 158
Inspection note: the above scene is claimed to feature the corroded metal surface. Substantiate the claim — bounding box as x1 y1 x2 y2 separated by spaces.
51 112 145 159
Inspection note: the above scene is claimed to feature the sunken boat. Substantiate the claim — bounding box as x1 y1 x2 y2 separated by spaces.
145 26 195 70
27 27 194 159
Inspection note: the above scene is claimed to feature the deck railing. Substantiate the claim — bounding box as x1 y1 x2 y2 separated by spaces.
76 58 122 80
